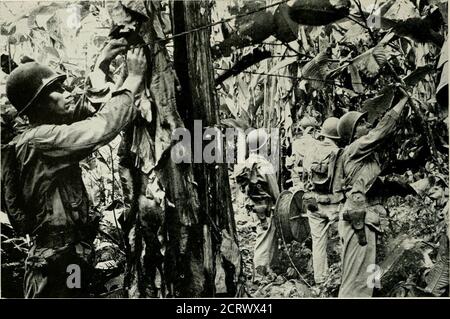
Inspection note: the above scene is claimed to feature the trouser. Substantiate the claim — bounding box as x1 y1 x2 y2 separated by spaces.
338 219 377 298
24 241 94 298
307 203 339 284
253 215 278 275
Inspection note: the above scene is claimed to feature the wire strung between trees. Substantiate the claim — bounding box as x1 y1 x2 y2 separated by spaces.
129 0 290 49
214 67 360 88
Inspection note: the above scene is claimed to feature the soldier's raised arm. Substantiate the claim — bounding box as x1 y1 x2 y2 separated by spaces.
345 89 409 160
29 47 147 159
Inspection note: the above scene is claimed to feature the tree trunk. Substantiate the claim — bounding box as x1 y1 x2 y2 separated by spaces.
172 0 239 297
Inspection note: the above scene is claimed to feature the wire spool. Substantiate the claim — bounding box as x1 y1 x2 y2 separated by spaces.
274 189 310 243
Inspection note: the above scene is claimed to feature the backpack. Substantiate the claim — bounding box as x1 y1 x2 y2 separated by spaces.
310 148 341 193
236 161 272 202
1 143 31 235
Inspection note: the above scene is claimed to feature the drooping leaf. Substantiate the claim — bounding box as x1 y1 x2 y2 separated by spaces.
351 44 388 77
403 65 435 86
301 49 332 89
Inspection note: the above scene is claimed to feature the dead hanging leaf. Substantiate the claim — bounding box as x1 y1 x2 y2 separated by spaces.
425 234 449 296
301 49 332 89
220 229 241 283
351 45 388 77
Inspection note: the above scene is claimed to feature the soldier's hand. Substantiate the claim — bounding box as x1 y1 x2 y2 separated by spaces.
127 47 147 78
98 38 128 64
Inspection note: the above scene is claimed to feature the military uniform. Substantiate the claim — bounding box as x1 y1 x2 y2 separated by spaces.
336 109 401 297
303 139 342 284
11 89 136 298
235 153 280 273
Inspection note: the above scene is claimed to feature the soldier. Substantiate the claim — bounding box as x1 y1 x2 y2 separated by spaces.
335 89 409 297
287 115 320 189
303 117 343 285
235 128 280 276
4 45 147 298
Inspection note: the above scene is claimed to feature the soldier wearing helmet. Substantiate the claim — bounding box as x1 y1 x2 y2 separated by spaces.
4 42 147 298
302 117 343 284
335 89 409 297
235 128 280 276
288 115 320 187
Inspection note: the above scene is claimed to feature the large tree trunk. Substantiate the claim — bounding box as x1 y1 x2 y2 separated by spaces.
172 0 240 296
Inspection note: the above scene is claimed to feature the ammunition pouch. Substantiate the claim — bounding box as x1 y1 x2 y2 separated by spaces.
343 209 367 246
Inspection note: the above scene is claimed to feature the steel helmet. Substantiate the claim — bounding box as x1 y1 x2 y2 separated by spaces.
337 111 367 144
319 117 340 139
6 62 66 116
247 128 269 152
299 115 319 129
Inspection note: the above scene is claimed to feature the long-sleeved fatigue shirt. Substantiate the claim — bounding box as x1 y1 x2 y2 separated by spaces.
340 109 400 195
11 89 136 237
335 109 400 229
